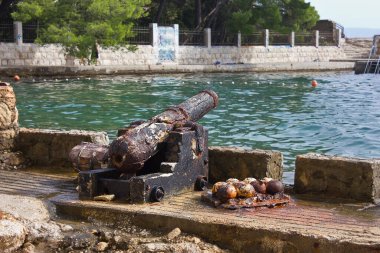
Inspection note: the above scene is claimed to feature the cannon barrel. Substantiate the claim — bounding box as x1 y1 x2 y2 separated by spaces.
109 90 218 173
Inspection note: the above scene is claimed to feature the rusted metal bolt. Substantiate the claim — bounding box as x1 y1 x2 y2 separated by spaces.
150 186 165 202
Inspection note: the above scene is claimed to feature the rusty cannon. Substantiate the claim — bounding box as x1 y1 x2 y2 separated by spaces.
72 90 218 203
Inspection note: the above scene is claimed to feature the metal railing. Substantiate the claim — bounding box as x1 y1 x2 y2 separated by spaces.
295 32 315 46
0 23 14 43
179 30 203 46
241 32 263 46
319 32 335 46
269 32 290 46
211 32 237 46
335 22 345 38
127 27 150 45
0 21 341 48
23 22 45 43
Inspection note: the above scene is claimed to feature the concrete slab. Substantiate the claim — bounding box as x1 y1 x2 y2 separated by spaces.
52 191 380 253
295 153 380 203
16 128 109 168
208 146 283 183
2 170 379 253
0 62 355 77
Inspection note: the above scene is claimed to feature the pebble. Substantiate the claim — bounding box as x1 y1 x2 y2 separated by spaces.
90 229 100 236
113 235 122 243
190 237 201 244
167 227 181 240
21 242 35 253
60 224 73 232
100 231 113 242
95 242 108 252
93 194 115 202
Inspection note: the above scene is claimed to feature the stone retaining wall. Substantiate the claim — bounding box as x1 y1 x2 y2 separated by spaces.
295 153 380 203
208 146 283 183
0 43 346 67
16 128 109 168
178 46 345 65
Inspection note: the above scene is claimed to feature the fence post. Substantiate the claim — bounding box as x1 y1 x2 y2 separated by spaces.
13 21 23 45
204 28 211 48
149 23 158 48
237 32 241 47
264 29 269 47
315 30 319 48
336 28 342 47
173 24 179 48
289 31 295 47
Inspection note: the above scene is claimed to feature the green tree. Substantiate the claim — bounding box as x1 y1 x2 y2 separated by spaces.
143 0 319 33
0 0 19 20
12 0 151 64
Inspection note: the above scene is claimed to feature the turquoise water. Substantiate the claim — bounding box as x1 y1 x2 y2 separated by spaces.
11 72 380 184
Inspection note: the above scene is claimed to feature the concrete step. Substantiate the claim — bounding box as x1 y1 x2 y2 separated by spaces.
53 191 380 253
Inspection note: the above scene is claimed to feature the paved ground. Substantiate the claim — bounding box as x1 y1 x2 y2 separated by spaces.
54 190 380 253
0 169 76 198
1 169 380 252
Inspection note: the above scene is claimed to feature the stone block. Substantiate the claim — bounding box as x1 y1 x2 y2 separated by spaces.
16 128 109 168
208 146 283 183
295 153 380 203
0 128 18 151
14 59 24 65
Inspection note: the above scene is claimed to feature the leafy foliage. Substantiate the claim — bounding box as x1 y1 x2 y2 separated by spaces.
12 0 150 64
143 0 319 34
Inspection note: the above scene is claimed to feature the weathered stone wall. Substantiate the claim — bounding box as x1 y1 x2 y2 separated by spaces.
0 43 346 67
295 153 380 203
97 46 158 66
0 83 25 170
208 146 283 183
178 46 346 65
0 83 18 151
16 128 109 168
0 43 73 67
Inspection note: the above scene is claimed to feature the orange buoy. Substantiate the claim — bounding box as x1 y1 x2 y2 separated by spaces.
311 80 318 87
13 75 20 82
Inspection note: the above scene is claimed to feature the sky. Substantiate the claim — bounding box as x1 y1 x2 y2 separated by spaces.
307 0 380 29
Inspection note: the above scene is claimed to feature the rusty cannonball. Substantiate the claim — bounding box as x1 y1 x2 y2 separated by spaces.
216 184 237 201
250 180 267 194
232 181 245 189
243 177 257 184
262 177 274 183
235 183 255 198
226 178 239 184
266 180 284 195
212 182 227 195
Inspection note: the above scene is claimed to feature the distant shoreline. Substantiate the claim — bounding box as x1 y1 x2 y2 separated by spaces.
345 27 380 38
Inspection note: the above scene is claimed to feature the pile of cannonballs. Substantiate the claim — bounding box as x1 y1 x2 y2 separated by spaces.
212 177 284 202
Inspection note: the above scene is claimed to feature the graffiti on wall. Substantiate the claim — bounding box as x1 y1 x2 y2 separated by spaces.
158 26 175 62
